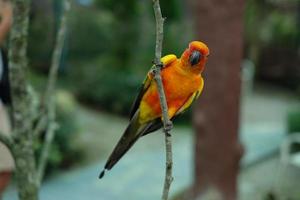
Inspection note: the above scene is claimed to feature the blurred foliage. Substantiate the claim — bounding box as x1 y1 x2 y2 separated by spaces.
287 109 300 152
26 0 194 118
287 110 300 133
28 3 55 71
68 7 113 60
65 0 189 116
245 0 300 89
69 57 142 115
245 0 300 49
27 0 300 117
34 91 83 176
26 0 190 174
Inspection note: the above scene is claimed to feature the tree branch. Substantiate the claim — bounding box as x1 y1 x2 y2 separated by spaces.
37 0 70 184
33 113 47 136
152 1 173 199
8 0 32 137
0 131 13 150
37 122 57 183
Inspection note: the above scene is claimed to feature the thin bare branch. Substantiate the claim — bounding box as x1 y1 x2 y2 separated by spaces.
152 0 173 199
44 1 70 103
37 122 58 183
33 114 47 136
37 0 70 184
0 131 13 150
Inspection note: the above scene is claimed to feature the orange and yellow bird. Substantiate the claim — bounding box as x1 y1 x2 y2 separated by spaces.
99 41 209 178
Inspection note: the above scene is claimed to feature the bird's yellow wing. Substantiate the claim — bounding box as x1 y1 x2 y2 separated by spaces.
175 76 204 115
161 54 177 66
129 54 177 119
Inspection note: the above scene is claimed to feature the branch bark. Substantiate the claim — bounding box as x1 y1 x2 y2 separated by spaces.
8 0 39 199
0 131 13 150
9 0 32 137
152 1 173 199
33 113 47 136
37 0 70 184
37 122 57 183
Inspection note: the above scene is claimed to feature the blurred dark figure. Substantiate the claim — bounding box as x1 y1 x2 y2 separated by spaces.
187 0 245 200
0 0 13 198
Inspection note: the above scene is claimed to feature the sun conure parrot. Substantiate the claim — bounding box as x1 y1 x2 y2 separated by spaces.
99 41 209 179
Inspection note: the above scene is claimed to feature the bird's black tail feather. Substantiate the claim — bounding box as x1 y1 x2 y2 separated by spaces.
99 111 146 179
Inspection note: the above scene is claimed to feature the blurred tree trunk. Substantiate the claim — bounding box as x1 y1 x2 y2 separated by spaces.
8 0 39 199
187 1 245 200
0 0 69 199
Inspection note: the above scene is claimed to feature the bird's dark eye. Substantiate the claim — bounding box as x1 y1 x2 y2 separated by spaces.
189 51 202 66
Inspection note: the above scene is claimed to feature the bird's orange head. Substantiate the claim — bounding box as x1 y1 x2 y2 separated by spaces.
180 41 209 74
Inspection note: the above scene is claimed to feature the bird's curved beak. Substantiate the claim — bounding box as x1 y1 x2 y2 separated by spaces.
189 51 202 66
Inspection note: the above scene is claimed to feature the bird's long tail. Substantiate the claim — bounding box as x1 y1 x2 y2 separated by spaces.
99 111 147 179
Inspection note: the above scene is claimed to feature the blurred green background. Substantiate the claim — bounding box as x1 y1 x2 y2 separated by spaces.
28 0 300 176
5 0 300 199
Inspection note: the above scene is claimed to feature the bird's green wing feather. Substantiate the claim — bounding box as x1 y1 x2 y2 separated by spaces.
129 54 177 119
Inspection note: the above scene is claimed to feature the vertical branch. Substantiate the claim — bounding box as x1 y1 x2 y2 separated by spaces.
9 0 40 199
37 0 70 184
36 122 57 183
44 0 70 103
9 0 32 136
153 0 164 64
152 0 173 200
0 132 13 150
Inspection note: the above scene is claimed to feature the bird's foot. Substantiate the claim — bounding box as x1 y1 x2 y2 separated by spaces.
156 63 164 69
152 60 164 69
